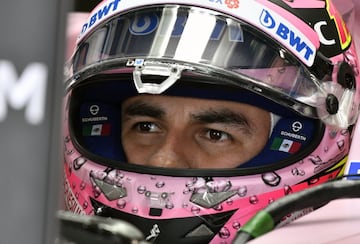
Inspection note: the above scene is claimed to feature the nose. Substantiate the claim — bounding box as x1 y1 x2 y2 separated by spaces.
146 134 191 168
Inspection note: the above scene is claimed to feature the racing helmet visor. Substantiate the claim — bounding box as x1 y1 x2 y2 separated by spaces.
68 5 356 127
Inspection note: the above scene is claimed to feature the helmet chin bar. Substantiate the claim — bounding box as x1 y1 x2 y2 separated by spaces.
132 61 193 94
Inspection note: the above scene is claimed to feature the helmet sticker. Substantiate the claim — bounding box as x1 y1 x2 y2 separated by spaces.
270 137 302 154
347 162 360 179
268 119 310 155
80 103 112 136
78 0 318 66
82 123 111 136
258 9 315 65
276 0 352 57
326 0 351 50
80 0 121 38
145 224 161 242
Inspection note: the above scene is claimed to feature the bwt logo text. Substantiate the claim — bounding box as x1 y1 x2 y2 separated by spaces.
0 60 48 125
259 9 315 65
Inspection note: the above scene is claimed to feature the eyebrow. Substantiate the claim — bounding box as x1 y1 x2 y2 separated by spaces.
123 99 251 129
191 108 251 128
123 101 165 119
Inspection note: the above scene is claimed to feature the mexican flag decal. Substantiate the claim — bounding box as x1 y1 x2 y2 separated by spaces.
82 123 111 136
271 137 301 154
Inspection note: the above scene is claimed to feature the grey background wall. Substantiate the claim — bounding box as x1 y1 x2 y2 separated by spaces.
0 1 69 243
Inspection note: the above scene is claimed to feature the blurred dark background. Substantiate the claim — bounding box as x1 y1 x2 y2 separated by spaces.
74 0 102 12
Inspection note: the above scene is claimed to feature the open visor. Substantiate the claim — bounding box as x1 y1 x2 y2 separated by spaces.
68 5 358 128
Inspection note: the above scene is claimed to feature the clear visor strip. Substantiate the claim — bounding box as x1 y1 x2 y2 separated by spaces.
297 81 357 128
132 60 358 129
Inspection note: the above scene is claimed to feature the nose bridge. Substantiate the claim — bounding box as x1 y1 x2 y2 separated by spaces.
148 130 190 168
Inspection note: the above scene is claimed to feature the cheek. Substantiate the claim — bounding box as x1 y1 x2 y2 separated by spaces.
122 142 157 165
121 132 147 163
121 140 138 163
202 139 268 168
243 112 271 154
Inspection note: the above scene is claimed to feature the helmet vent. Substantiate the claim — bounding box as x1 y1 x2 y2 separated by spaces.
338 62 356 89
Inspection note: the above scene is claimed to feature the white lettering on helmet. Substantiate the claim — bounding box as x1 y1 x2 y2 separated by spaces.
259 9 316 65
314 21 336 46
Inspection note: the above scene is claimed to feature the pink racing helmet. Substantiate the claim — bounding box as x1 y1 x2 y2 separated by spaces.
63 0 360 243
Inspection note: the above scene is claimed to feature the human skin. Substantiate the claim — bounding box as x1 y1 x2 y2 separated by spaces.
121 95 271 169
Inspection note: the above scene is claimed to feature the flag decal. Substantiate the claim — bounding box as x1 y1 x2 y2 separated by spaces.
271 137 301 154
82 123 111 136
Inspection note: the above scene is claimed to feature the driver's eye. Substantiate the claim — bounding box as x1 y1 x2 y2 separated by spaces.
206 129 231 142
136 122 159 133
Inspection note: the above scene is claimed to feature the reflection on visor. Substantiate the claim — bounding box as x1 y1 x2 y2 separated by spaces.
69 5 357 128
73 6 290 72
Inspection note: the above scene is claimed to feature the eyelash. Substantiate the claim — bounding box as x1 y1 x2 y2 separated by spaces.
135 122 160 133
204 129 232 142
